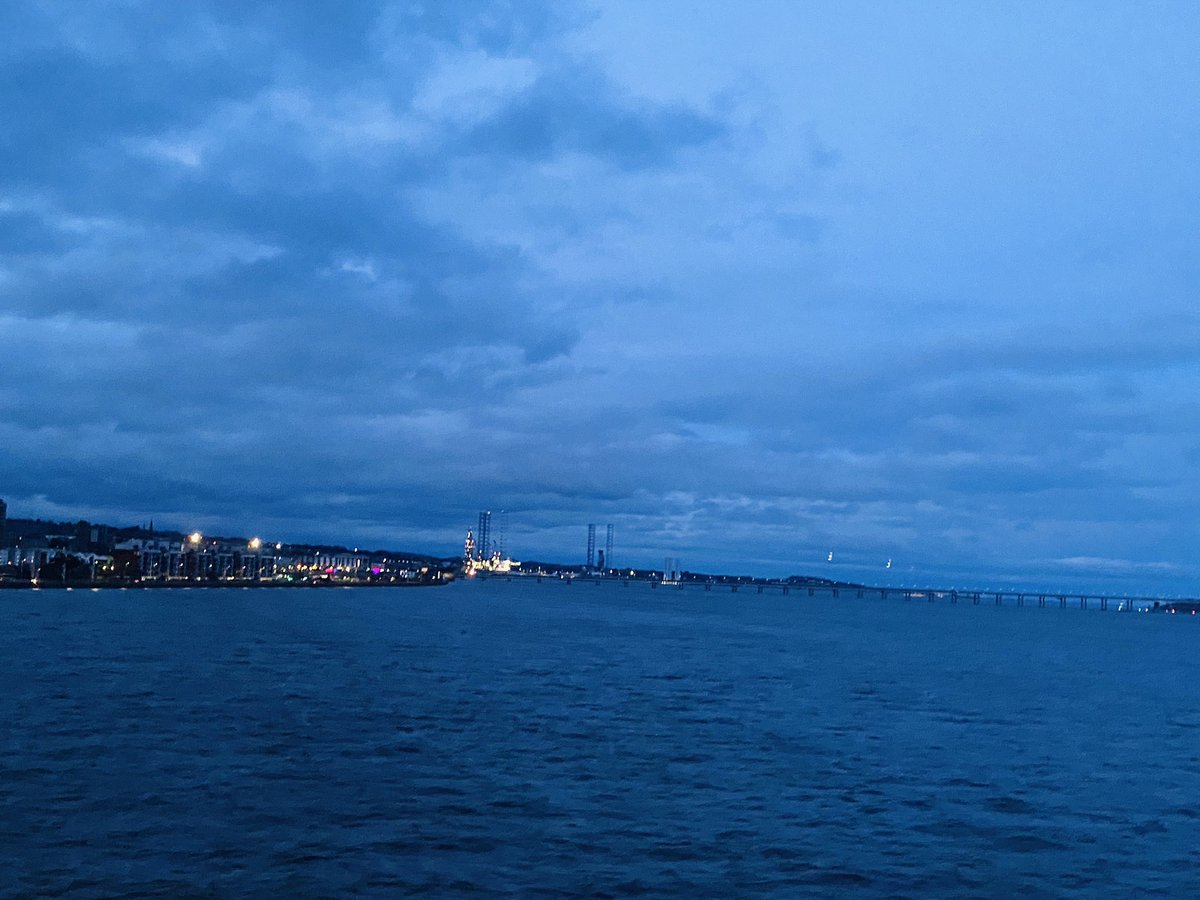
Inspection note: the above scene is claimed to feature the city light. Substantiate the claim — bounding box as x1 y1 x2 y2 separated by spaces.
248 537 262 550
188 532 202 545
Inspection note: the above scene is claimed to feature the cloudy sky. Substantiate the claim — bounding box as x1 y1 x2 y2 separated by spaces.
3 1 1199 592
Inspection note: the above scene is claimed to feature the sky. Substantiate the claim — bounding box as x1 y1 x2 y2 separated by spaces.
3 1 1200 593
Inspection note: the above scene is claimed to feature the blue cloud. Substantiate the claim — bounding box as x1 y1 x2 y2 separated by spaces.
2 1 1200 593
461 69 725 168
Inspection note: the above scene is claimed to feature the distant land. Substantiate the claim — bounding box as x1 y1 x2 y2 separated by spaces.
0 502 451 588
2 502 1192 613
0 500 858 591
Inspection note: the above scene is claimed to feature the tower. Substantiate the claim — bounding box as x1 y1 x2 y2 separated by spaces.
463 529 476 565
477 511 491 561
605 524 613 570
586 524 596 568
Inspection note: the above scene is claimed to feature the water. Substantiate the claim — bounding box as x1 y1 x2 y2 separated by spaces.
3 580 1200 896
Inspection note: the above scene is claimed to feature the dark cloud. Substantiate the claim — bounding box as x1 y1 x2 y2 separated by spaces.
2 1 1199 593
461 69 725 168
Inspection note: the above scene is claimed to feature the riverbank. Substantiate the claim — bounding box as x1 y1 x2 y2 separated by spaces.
0 576 453 590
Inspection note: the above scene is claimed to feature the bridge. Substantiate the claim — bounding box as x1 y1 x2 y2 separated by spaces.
497 573 1192 612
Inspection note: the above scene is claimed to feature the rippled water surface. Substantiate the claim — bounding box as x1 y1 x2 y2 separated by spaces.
3 579 1200 896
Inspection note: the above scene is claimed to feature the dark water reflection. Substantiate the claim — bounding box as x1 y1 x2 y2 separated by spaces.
2 581 1199 896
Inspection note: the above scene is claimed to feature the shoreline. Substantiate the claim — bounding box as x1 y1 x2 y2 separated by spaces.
0 578 451 591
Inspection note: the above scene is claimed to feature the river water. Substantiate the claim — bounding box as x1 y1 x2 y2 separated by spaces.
2 579 1199 896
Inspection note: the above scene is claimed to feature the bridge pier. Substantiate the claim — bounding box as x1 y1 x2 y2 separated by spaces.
995 593 1002 605
1017 594 1024 606
1080 596 1087 609
1038 595 1045 607
857 589 864 599
731 584 738 593
705 583 711 591
782 586 789 595
757 585 763 594
880 589 888 599
973 593 980 605
951 591 958 604
832 588 839 597
808 588 814 596
1059 595 1066 608
1101 597 1107 611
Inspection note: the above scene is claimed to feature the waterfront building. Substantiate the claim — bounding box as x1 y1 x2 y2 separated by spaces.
0 543 52 573
110 535 283 581
114 537 186 578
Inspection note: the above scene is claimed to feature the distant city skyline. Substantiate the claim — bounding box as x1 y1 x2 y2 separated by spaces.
4 493 1198 597
4 3 1200 594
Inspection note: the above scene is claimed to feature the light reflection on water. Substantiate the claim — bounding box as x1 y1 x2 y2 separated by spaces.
2 580 1198 896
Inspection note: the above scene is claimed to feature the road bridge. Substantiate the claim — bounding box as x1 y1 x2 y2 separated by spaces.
500 573 1186 611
